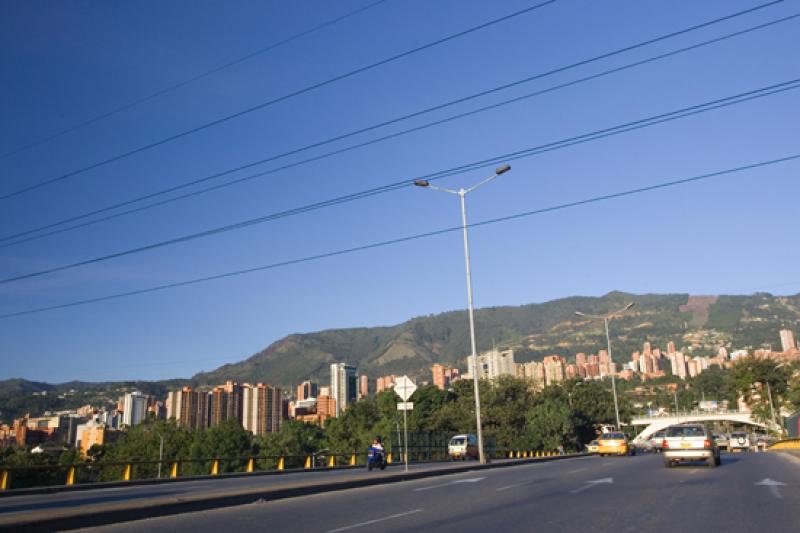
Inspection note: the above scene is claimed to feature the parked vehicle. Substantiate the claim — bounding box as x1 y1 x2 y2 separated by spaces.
662 424 720 468
729 431 750 452
597 432 633 456
367 446 386 471
586 440 599 454
448 434 479 460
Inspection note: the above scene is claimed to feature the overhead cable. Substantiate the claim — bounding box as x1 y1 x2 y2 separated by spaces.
0 0 393 160
0 0 556 200
2 3 789 246
2 152 798 319
1 76 798 284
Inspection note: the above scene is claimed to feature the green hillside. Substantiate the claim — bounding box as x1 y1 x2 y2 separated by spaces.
192 291 800 387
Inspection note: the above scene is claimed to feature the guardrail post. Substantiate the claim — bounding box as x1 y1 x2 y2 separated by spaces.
211 459 219 475
66 466 76 486
304 456 312 469
247 458 254 473
327 455 335 468
350 453 356 466
170 462 178 478
123 464 132 481
277 456 285 470
0 470 9 491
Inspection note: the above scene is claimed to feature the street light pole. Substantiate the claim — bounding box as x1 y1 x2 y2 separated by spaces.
157 435 164 479
414 164 511 465
575 303 634 431
603 317 621 431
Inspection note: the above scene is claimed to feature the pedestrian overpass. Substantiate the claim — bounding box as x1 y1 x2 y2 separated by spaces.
630 411 776 444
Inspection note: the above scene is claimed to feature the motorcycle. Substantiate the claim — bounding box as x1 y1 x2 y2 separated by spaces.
367 446 387 471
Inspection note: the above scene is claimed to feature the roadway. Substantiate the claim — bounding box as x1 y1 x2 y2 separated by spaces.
74 451 800 533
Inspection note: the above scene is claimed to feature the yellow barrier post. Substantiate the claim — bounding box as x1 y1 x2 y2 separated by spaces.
247 458 254 473
123 464 132 481
277 456 285 470
350 454 357 466
170 462 178 478
328 455 335 468
387 452 393 464
211 460 219 475
0 470 9 491
515 450 521 458
304 456 312 469
66 466 76 486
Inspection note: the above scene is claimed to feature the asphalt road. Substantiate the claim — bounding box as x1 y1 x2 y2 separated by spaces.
0 459 492 518
75 451 800 533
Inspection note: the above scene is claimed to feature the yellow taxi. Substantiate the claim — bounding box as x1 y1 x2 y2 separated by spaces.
596 432 631 456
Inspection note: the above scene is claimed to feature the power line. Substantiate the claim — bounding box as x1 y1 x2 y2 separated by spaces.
3 6 793 248
1 77 798 285
0 0 393 161
0 0 556 201
2 152 797 320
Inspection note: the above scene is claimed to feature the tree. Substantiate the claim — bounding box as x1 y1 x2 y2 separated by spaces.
524 387 579 452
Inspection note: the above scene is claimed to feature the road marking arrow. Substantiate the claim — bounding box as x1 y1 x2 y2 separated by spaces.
570 477 614 494
755 478 786 499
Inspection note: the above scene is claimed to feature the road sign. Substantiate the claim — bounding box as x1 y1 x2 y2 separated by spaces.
393 375 417 401
397 402 414 411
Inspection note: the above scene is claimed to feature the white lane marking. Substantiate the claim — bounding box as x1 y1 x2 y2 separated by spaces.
568 468 587 474
570 477 614 494
413 477 485 492
496 481 528 492
755 478 786 499
327 509 423 532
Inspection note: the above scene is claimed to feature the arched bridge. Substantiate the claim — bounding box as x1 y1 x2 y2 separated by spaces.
630 411 777 444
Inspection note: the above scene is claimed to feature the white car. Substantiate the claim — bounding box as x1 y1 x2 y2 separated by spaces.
728 431 750 452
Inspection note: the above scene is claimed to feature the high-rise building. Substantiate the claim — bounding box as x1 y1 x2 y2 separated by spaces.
575 353 587 366
359 375 369 399
467 348 516 381
296 381 319 401
210 381 243 427
316 395 336 419
543 355 566 385
431 364 461 390
330 363 358 417
376 375 396 393
75 419 106 457
242 383 282 435
166 387 209 430
780 329 797 352
122 392 148 427
667 341 676 354
643 342 652 356
670 352 688 379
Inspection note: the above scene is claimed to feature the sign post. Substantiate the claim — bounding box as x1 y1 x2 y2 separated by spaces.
394 376 417 473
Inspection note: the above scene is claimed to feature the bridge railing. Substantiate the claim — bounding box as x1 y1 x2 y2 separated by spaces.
0 446 569 492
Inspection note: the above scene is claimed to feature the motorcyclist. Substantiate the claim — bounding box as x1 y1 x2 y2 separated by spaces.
371 437 384 452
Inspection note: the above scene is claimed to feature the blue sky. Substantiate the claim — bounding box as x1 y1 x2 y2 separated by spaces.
1 0 798 382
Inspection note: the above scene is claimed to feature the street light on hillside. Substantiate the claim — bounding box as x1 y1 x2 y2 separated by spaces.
414 164 511 464
575 302 635 430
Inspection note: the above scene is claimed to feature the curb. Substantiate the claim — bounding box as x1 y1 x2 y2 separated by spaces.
0 454 585 532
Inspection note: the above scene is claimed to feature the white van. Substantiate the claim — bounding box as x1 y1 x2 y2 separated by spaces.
448 434 479 460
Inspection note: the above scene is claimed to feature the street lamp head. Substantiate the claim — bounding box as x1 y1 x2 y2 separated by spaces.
495 164 511 175
413 179 430 187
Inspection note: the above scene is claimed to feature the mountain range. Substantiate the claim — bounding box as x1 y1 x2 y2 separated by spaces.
3 291 799 421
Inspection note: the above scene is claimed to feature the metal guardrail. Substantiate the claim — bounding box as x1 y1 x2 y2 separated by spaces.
0 446 567 492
